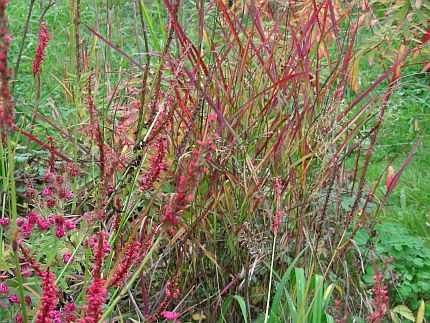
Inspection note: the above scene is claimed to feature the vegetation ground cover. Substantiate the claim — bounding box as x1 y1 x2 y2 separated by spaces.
0 0 429 322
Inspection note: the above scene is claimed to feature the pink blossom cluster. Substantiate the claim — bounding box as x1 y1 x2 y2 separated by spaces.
0 275 33 318
369 272 390 322
20 264 33 278
62 302 77 322
161 135 215 234
109 241 141 287
23 165 79 215
145 280 180 322
66 162 80 177
48 310 61 323
0 0 14 130
161 311 181 321
368 257 393 322
140 136 167 191
62 252 74 263
35 269 58 323
0 283 9 294
0 217 9 226
82 231 110 322
113 100 139 148
37 169 77 206
5 247 80 322
8 294 20 304
82 276 107 323
32 21 51 76
88 231 111 259
13 213 76 239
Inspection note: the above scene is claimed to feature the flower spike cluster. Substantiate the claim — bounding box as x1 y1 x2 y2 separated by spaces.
33 21 51 76
0 0 14 130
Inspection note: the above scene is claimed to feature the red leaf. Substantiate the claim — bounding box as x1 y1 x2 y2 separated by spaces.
421 29 430 44
386 166 395 190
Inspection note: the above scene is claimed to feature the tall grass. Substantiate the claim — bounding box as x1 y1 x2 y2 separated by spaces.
0 0 428 321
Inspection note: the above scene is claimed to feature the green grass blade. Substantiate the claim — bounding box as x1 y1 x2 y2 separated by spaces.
219 295 248 323
326 313 335 323
322 284 336 311
268 248 307 321
295 268 306 320
139 0 161 51
312 275 323 323
285 290 298 322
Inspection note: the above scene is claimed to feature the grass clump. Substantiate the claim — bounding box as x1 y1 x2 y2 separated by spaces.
0 0 429 321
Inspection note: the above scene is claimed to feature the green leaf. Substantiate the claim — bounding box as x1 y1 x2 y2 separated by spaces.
219 295 248 323
268 248 307 322
353 228 370 246
295 268 306 316
285 290 297 322
392 305 415 321
325 314 335 323
341 197 354 212
413 258 424 267
14 154 30 163
322 283 336 311
312 275 323 323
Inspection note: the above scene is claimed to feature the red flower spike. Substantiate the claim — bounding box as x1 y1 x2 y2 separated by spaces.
32 22 51 76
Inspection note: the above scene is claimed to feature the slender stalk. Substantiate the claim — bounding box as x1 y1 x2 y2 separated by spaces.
11 0 36 94
7 136 28 322
264 233 277 323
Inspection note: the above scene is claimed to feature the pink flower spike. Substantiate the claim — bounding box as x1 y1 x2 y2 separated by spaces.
161 311 181 321
33 21 51 76
36 269 58 322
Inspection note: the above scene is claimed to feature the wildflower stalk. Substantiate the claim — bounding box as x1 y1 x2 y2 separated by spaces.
54 234 85 285
0 145 4 260
11 0 35 94
264 233 277 323
6 136 28 321
101 235 161 321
